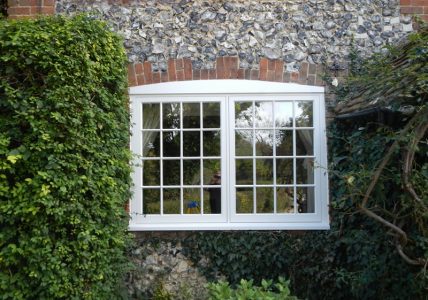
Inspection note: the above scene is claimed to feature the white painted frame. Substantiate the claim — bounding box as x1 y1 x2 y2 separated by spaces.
129 80 329 231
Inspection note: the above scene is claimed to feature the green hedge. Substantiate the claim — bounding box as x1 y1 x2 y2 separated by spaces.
0 16 131 299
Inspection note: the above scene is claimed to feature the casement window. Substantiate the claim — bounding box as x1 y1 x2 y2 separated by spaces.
129 80 329 230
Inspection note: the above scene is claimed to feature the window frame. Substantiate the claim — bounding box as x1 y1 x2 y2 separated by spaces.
129 80 329 231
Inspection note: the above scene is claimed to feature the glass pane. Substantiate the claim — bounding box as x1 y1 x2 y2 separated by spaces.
203 130 220 156
204 188 221 214
203 159 221 185
143 189 160 214
254 102 273 128
255 130 273 156
142 131 161 157
277 187 294 213
296 130 313 156
256 159 273 184
163 131 180 157
236 187 253 213
184 188 201 214
276 159 293 184
183 159 200 185
275 130 293 156
297 187 315 213
275 101 293 127
235 102 253 128
296 158 314 184
183 103 200 128
163 188 181 214
236 159 253 185
163 160 180 185
295 101 313 127
203 102 220 128
143 160 160 186
142 103 160 129
256 187 274 213
235 130 253 156
183 131 200 157
163 103 180 129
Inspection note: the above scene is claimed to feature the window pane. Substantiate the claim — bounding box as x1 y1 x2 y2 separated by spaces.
236 187 253 213
256 187 274 213
163 103 180 129
183 103 200 128
277 187 294 213
203 102 220 128
183 131 200 157
235 130 253 156
255 130 273 156
143 189 160 214
143 160 160 186
297 187 315 213
275 130 293 156
276 159 293 184
236 159 253 185
296 158 314 184
163 188 181 214
163 160 180 185
143 103 160 129
183 159 200 185
204 188 221 214
163 131 180 157
235 102 253 128
203 159 221 185
184 188 201 214
254 102 273 128
296 130 313 156
142 131 161 157
256 159 273 184
295 101 313 127
275 102 293 127
203 130 220 156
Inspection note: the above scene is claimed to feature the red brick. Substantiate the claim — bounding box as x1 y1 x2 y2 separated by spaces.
268 59 275 71
237 69 245 79
183 58 192 80
134 63 144 75
176 59 184 70
226 57 238 79
43 0 56 5
400 0 411 5
8 6 31 15
208 69 216 79
152 72 161 83
401 6 423 14
176 69 185 81
290 72 299 83
250 70 259 80
168 59 177 81
315 75 325 86
201 69 209 80
193 69 201 80
259 68 267 80
308 63 317 75
424 6 428 13
300 62 309 79
19 0 38 5
161 71 169 83
143 62 152 84
244 69 251 80
127 64 137 87
422 14 428 21
267 70 275 81
307 74 316 86
283 72 291 82
274 60 284 82
216 57 225 79
412 0 427 6
7 0 20 5
136 74 145 86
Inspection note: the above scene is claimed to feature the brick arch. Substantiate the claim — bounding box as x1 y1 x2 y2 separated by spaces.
127 57 325 88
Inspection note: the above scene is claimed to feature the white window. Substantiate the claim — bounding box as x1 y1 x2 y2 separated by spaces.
129 80 329 230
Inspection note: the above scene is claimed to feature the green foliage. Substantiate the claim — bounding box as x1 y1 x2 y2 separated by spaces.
207 277 298 300
0 0 6 18
0 16 132 299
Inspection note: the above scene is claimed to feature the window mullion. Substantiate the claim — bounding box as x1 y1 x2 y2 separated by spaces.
180 102 184 215
252 101 256 214
292 100 297 214
160 102 164 216
272 101 277 214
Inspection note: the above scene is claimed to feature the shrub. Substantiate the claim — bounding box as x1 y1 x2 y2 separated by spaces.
0 16 131 299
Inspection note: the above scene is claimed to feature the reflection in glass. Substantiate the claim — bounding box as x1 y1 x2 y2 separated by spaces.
183 131 200 157
254 102 273 128
184 188 201 214
256 159 273 184
183 103 200 128
163 188 181 214
235 130 253 156
142 131 161 157
163 160 180 185
275 102 293 127
276 159 293 184
256 187 274 213
142 103 160 129
203 102 220 128
255 130 273 156
296 158 314 184
163 103 180 129
143 160 160 186
183 160 200 185
236 159 253 185
236 187 254 213
235 102 253 128
277 187 294 213
143 189 160 214
203 159 221 184
297 187 314 213
295 101 313 127
296 130 313 156
275 130 293 156
203 188 221 214
163 131 180 157
203 131 221 156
